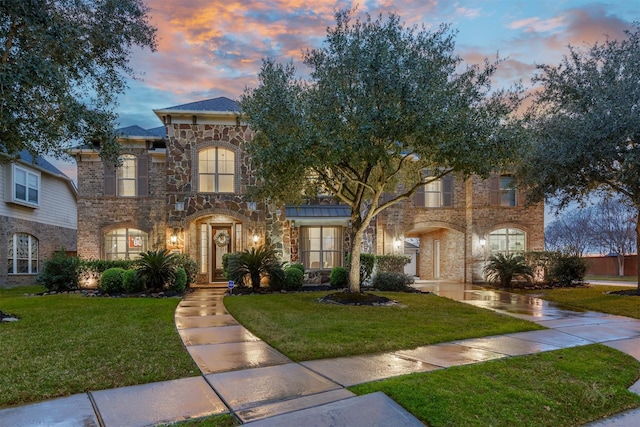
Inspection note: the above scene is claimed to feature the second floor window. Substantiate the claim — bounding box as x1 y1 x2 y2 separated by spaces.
415 174 453 208
117 155 137 197
13 165 39 206
489 174 517 207
199 147 235 193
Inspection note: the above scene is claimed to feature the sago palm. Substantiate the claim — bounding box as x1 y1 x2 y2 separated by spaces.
227 246 285 290
483 253 533 288
137 249 177 291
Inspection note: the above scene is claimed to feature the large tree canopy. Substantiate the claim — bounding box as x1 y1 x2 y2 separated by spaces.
240 10 523 292
518 23 640 290
0 0 156 162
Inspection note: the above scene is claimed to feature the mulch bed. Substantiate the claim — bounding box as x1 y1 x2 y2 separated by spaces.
606 289 640 296
318 291 402 306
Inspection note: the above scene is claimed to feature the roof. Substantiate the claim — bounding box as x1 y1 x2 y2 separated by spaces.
17 150 66 176
160 97 239 113
285 205 351 218
117 125 165 138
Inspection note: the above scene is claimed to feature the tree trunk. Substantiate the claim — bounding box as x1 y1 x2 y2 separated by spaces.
636 217 640 291
617 253 625 276
349 227 364 293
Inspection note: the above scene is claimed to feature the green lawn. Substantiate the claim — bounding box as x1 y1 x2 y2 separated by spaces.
0 286 200 408
224 291 543 361
587 275 638 282
527 285 640 319
351 344 640 427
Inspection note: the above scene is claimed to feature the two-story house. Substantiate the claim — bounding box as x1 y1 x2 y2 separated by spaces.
73 97 544 285
1 151 77 287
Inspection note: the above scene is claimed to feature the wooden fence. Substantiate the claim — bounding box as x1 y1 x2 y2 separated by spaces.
584 254 638 276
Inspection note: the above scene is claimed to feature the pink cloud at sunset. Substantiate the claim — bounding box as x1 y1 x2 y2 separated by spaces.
49 0 638 182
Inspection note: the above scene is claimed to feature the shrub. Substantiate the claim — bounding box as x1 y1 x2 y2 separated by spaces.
483 253 533 288
37 248 81 292
284 267 304 291
222 252 241 280
173 254 198 287
122 269 146 293
99 268 126 293
346 253 376 284
227 246 284 290
137 249 177 291
547 253 588 287
376 254 411 274
288 263 305 274
172 267 188 292
329 267 349 288
371 272 415 291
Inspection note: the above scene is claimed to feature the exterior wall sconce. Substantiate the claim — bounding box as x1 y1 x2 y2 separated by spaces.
479 236 486 247
290 220 296 228
170 230 178 244
175 201 184 211
253 234 259 243
394 238 402 249
247 201 257 211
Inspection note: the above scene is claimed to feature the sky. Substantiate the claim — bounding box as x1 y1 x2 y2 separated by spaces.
52 0 639 186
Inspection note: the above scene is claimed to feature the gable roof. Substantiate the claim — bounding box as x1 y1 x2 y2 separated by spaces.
159 97 239 113
18 150 66 176
117 125 166 138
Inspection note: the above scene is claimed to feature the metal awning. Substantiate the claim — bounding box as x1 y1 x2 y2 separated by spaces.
285 205 351 226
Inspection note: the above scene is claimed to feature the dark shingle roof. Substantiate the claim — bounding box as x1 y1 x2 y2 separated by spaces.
117 125 165 138
18 150 65 176
285 205 351 218
161 96 239 112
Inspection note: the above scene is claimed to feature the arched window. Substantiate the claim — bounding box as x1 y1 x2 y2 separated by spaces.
104 228 148 260
489 228 526 255
117 154 137 197
199 147 235 193
8 233 38 274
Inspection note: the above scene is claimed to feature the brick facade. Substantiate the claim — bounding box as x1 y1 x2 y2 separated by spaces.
1 215 76 287
74 97 544 285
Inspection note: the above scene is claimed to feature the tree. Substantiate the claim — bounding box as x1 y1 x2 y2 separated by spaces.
0 0 156 162
240 10 523 292
591 196 637 276
544 207 595 256
517 23 640 290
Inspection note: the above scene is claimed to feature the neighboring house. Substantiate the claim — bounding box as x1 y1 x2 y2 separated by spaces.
72 97 544 285
1 151 77 287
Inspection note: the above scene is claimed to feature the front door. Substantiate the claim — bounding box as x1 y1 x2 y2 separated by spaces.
212 226 232 281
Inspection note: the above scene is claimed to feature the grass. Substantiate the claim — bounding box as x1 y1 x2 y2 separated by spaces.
224 291 543 361
161 414 240 426
0 285 200 408
586 275 638 282
350 344 640 427
524 285 640 319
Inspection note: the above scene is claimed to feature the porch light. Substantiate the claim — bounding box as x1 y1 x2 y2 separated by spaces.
479 237 486 246
175 201 184 211
253 234 259 243
394 239 402 249
170 230 178 244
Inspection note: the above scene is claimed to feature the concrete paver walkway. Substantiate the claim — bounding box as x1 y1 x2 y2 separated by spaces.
1 282 640 426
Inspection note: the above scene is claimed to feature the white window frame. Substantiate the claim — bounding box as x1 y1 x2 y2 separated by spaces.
198 147 235 193
117 155 137 197
104 228 148 260
500 175 517 207
489 228 526 256
11 164 40 207
8 233 39 274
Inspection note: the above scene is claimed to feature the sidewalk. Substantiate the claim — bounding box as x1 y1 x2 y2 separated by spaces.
1 282 639 426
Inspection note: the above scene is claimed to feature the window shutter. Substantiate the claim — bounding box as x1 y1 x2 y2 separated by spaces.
414 169 431 207
137 155 149 197
489 175 500 206
442 175 454 207
104 162 116 197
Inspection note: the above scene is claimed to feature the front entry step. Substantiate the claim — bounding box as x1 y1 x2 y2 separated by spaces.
191 282 229 289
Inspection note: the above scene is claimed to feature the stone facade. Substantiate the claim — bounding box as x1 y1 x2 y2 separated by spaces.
73 97 544 285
